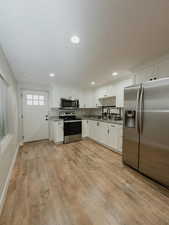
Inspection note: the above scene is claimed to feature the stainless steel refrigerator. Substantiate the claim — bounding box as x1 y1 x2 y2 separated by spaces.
123 78 169 188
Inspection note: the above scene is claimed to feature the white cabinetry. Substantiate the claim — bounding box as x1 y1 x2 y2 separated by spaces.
51 120 64 143
99 122 109 145
87 120 123 153
108 124 118 149
107 124 123 152
88 120 98 141
82 120 89 137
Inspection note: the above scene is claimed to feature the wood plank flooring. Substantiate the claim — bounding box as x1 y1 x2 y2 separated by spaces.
0 139 169 225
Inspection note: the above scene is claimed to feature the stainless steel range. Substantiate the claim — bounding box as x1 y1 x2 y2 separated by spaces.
59 110 82 144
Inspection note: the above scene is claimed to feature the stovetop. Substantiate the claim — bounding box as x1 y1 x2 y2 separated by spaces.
59 116 82 121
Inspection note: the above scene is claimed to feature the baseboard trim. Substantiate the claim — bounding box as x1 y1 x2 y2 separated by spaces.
0 144 19 216
86 137 122 155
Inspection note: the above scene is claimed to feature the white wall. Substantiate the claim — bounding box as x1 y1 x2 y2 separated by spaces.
0 45 19 214
132 53 169 83
49 84 84 108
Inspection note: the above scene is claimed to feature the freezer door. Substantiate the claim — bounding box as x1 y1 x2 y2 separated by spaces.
139 78 169 187
123 85 141 169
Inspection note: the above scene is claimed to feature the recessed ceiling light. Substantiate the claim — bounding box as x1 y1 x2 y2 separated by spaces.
49 73 55 77
112 72 118 76
70 35 80 44
91 81 95 85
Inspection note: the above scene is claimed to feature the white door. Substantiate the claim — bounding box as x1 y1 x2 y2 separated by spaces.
22 90 49 142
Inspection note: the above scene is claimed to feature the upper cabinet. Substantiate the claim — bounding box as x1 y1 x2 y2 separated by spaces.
135 65 156 84
80 89 94 108
93 78 133 108
49 78 134 109
50 85 85 108
134 56 169 84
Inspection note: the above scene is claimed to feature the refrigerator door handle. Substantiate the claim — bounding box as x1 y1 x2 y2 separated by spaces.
136 86 141 134
139 87 144 134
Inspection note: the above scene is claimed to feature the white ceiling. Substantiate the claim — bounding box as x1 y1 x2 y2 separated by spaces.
0 0 169 88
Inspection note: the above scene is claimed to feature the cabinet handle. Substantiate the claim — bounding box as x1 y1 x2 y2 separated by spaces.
97 122 99 126
107 129 109 135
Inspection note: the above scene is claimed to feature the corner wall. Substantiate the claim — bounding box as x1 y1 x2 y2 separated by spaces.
0 45 19 214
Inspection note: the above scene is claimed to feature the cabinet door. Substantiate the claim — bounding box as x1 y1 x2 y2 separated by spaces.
108 124 123 152
88 120 98 140
49 121 53 141
99 122 109 145
117 126 123 152
108 124 118 149
53 121 63 143
82 120 88 137
58 121 64 142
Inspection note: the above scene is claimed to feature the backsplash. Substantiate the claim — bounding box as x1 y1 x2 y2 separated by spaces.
76 108 102 118
49 107 123 120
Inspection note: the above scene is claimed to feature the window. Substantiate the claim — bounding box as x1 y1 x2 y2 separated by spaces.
0 76 8 141
26 94 45 106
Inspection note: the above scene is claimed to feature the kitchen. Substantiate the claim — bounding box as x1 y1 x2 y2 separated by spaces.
0 0 169 225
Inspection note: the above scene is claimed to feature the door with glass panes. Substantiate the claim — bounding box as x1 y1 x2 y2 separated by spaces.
22 91 49 142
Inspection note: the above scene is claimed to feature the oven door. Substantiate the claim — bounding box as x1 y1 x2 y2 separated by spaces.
64 121 82 143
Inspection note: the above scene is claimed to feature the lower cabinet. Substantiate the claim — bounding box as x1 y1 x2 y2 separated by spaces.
99 122 109 145
82 120 123 152
82 120 89 137
108 124 118 150
50 120 64 143
88 120 98 141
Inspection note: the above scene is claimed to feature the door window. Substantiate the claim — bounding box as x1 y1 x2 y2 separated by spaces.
26 94 45 106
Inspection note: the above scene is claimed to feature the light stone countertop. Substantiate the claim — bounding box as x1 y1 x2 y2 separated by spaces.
49 117 123 125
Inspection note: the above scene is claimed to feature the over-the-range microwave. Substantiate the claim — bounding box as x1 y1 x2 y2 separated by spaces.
60 98 79 109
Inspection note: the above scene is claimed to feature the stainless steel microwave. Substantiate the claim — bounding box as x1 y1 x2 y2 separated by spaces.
60 98 79 109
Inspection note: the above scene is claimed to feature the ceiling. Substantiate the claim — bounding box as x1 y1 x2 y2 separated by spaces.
0 0 169 88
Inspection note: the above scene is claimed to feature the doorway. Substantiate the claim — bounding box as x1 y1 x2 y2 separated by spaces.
22 90 49 142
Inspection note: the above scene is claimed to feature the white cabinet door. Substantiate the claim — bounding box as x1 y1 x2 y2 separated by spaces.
88 121 109 145
82 120 89 137
88 120 98 141
108 124 123 152
88 120 123 153
52 121 64 143
116 126 123 152
99 122 109 145
108 124 118 149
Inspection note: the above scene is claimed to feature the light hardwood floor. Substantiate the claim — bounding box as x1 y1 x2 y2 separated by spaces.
0 139 169 225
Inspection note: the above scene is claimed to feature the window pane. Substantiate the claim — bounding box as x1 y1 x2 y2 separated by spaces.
33 95 38 100
39 95 44 100
27 94 32 99
39 100 44 106
33 100 38 105
27 100 32 105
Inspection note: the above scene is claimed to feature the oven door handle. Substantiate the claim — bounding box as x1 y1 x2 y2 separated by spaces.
64 120 82 123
